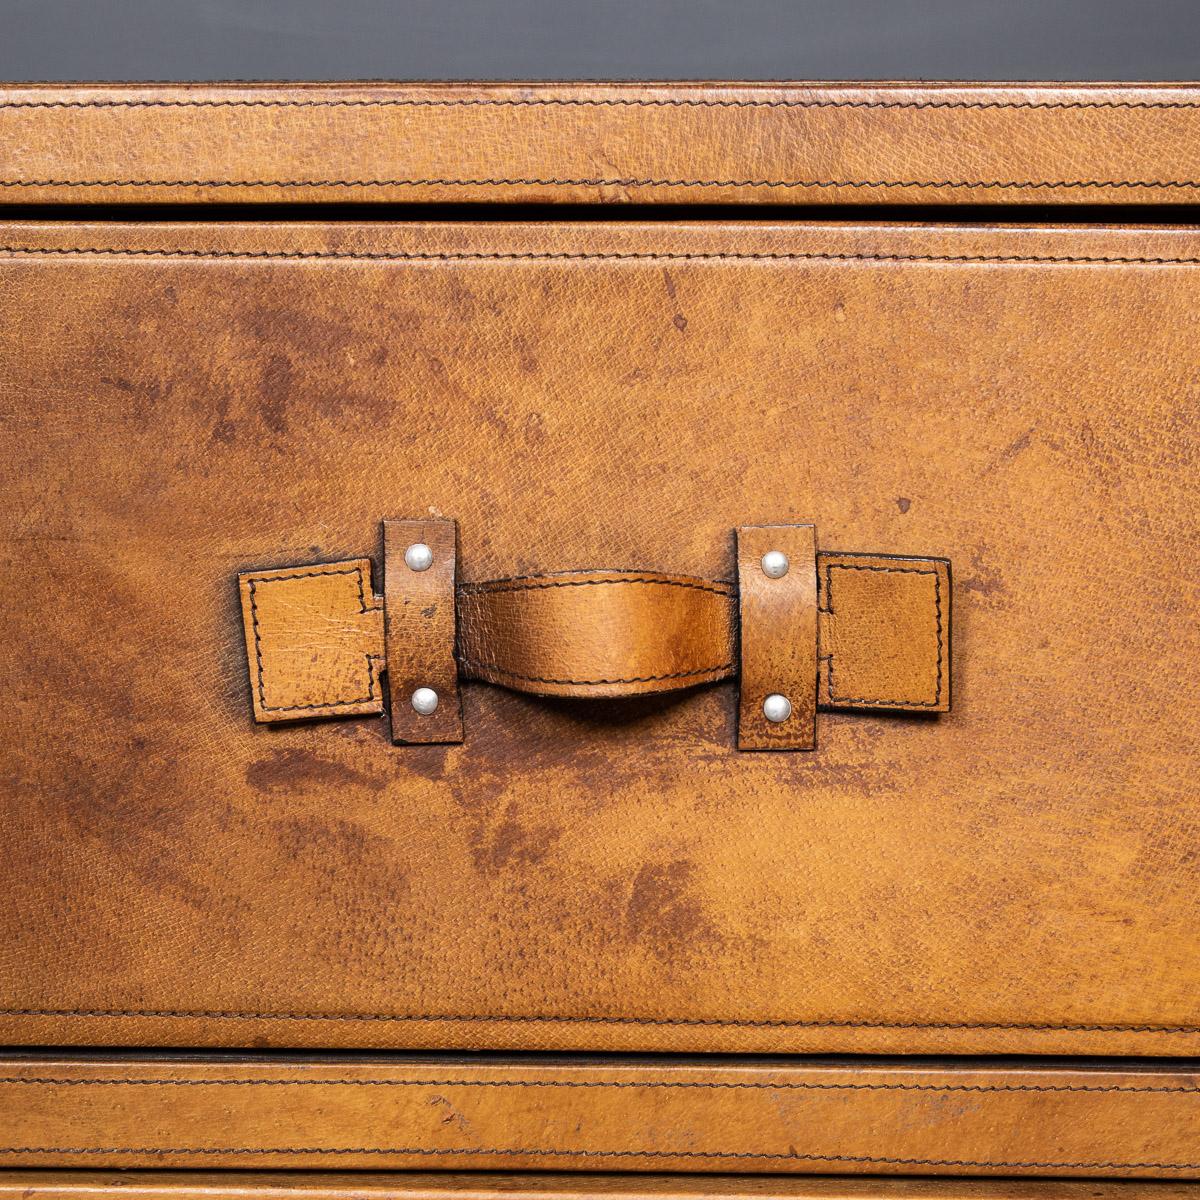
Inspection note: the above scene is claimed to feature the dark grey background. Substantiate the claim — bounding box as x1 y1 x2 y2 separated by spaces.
3 0 1200 82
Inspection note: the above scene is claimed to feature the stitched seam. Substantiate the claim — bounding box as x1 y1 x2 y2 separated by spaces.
4 176 1200 190
460 576 734 598
460 661 733 687
825 565 943 708
4 248 1200 267
0 1077 1194 1095
245 565 381 714
4 96 1200 111
0 1147 1195 1168
3 1008 1196 1031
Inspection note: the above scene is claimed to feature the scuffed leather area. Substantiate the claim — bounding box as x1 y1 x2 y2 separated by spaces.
1 220 1198 1056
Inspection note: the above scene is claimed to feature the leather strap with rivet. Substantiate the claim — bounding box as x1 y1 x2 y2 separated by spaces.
237 518 950 751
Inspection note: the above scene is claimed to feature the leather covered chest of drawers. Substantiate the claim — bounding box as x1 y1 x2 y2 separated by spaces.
0 81 1198 1191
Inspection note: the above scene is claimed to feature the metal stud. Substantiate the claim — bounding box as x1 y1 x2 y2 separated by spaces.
761 550 789 579
763 693 792 723
411 687 439 715
404 542 433 572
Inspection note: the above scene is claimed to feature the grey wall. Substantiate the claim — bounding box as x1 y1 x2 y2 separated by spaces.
3 0 1200 82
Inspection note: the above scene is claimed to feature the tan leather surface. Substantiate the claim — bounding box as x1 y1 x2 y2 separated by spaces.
5 1179 1200 1200
6 81 1200 205
0 1056 1196 1176
384 518 463 744
737 525 818 750
457 570 737 699
2 219 1199 1056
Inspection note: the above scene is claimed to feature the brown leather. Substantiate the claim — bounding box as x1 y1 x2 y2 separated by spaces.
239 531 946 729
384 518 463 745
4 216 1200 1058
7 81 1200 206
737 525 818 750
457 570 737 699
5 1177 1200 1200
0 1056 1197 1176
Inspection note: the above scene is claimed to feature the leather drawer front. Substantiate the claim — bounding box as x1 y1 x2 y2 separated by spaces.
4 1176 1200 1200
0 1057 1197 1177
2 220 1198 1057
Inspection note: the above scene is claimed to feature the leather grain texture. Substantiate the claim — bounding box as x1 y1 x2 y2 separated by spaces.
6 81 1200 205
0 1057 1196 1176
1 219 1198 1056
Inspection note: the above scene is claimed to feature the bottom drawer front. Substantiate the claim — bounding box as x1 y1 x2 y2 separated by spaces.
1 1057 1197 1177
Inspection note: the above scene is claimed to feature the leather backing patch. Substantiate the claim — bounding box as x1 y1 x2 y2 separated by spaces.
383 517 464 744
818 553 951 713
237 559 385 723
737 524 818 751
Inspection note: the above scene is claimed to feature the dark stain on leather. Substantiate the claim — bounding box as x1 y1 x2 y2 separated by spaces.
958 546 1007 600
625 859 722 954
256 353 293 435
246 747 384 793
469 800 564 873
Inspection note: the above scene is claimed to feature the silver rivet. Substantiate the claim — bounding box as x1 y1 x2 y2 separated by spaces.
411 687 439 715
761 550 789 579
763 693 792 723
404 542 433 572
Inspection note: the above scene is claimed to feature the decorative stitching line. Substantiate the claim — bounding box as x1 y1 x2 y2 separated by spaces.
460 661 734 688
825 564 944 708
3 1008 1195 1032
4 176 1200 190
244 564 382 714
460 575 735 598
4 248 1200 268
4 96 1200 111
1 1146 1195 1169
1 1077 1194 1095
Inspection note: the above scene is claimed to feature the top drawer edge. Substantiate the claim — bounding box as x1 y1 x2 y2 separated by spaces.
4 80 1200 207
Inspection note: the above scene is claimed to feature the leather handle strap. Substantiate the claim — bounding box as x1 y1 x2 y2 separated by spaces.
238 517 950 752
458 571 737 699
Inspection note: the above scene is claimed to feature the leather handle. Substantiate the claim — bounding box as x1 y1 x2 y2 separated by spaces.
238 517 950 752
458 571 737 699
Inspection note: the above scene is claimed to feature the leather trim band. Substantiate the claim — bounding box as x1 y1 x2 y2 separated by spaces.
0 1056 1195 1176
6 82 1200 206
